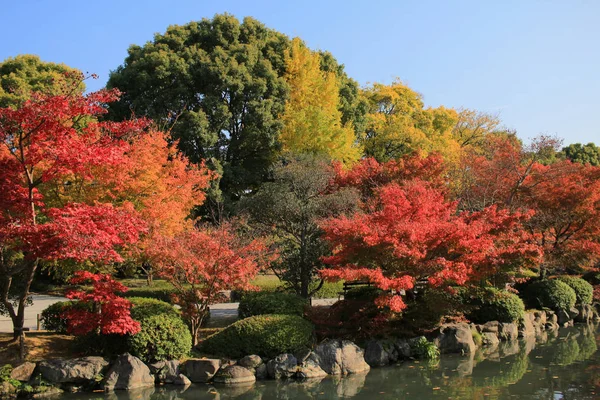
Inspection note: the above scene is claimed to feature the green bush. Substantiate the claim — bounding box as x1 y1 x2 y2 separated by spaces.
467 288 525 323
40 301 91 333
581 270 600 285
128 297 180 321
410 337 440 360
557 276 594 305
238 292 308 319
522 279 577 311
128 314 192 363
200 314 314 358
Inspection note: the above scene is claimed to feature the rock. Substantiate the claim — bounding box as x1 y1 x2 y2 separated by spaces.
182 359 221 383
314 339 370 375
482 321 499 333
481 332 500 347
173 374 191 386
0 381 17 398
297 352 327 379
394 339 412 359
364 339 398 367
255 364 268 380
498 322 518 341
266 354 297 379
213 365 256 385
519 315 535 338
546 310 558 324
102 353 155 391
238 355 263 370
575 304 593 323
533 310 547 325
30 387 63 399
545 322 559 331
557 309 571 325
149 360 180 384
568 307 580 320
10 362 36 382
433 323 476 354
38 357 109 384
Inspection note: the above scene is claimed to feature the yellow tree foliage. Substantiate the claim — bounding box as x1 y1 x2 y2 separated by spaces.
280 38 360 164
361 79 461 163
452 108 501 149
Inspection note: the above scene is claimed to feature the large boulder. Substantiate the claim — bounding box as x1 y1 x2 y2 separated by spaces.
314 340 370 375
266 353 297 379
481 332 500 347
213 365 256 385
149 360 180 384
433 323 476 354
10 362 36 382
518 315 535 338
498 323 518 341
182 359 221 383
575 304 593 323
238 355 263 370
102 353 155 391
38 357 109 384
173 374 191 386
482 321 499 333
297 352 327 379
364 339 398 367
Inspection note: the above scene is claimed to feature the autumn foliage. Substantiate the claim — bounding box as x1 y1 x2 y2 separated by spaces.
63 271 140 336
148 223 271 344
321 154 542 312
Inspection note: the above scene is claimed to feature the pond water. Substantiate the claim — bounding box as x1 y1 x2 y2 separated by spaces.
63 323 600 400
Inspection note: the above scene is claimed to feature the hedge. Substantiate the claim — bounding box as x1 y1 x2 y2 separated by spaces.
128 314 192 363
522 279 576 311
467 288 525 323
238 292 307 319
128 297 180 320
40 301 91 333
557 276 593 305
199 314 314 359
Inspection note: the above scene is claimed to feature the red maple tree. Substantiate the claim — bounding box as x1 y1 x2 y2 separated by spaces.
0 79 148 339
63 271 140 336
321 155 541 312
148 223 271 345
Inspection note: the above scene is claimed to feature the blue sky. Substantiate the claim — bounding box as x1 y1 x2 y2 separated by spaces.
1 0 598 145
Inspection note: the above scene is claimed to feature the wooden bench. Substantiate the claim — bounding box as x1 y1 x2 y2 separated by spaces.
338 280 372 300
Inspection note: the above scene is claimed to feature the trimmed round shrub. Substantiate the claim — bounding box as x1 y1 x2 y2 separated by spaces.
40 301 91 333
557 276 593 305
238 292 308 319
200 314 314 359
522 279 576 311
128 297 180 321
467 288 525 324
128 314 192 363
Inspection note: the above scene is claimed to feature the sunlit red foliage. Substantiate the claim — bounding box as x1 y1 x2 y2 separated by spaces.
63 271 140 336
0 83 149 337
321 156 541 312
147 223 272 345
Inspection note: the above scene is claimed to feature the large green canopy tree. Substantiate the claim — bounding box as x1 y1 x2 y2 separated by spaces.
0 55 84 108
107 14 365 214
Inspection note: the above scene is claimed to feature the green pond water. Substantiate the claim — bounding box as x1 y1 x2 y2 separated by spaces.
63 323 600 400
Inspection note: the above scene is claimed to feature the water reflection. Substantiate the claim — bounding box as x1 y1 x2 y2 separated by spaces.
62 323 599 400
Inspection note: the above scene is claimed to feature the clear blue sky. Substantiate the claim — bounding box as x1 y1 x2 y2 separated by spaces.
1 0 598 145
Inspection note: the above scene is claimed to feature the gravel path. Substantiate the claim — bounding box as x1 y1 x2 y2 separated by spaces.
0 295 339 332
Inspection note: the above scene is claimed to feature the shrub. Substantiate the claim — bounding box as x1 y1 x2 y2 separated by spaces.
581 270 600 285
410 337 440 360
128 314 192 363
311 281 344 299
344 286 384 301
557 276 594 305
467 288 525 323
128 297 180 321
40 301 91 333
199 314 314 359
522 279 576 311
238 292 307 319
